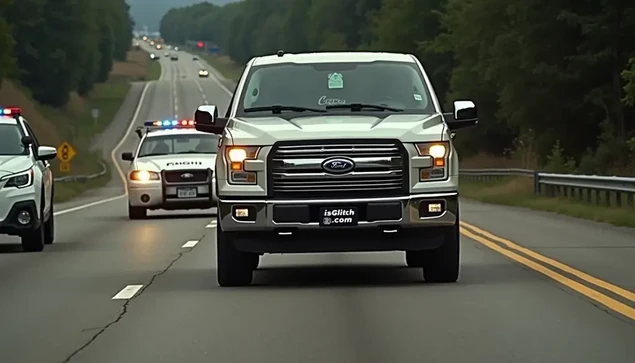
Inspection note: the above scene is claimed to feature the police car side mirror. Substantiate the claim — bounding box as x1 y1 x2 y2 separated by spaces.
37 146 57 160
121 152 134 161
21 136 33 146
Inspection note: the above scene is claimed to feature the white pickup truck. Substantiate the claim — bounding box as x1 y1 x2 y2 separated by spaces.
194 50 478 286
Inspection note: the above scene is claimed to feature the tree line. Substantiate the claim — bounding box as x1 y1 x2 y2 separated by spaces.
0 0 133 107
159 0 635 174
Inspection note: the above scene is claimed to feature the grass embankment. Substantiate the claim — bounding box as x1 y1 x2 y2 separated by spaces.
460 154 635 227
0 50 160 203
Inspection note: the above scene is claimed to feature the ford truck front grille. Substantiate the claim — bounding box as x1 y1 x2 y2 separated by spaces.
268 140 408 199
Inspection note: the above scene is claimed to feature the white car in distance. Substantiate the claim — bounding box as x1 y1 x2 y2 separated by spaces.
121 120 220 219
0 106 57 252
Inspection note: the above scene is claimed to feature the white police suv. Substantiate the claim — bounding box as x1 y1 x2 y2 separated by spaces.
0 106 57 251
121 119 219 219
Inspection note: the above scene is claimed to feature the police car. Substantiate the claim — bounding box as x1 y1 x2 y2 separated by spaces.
120 120 219 219
0 106 57 251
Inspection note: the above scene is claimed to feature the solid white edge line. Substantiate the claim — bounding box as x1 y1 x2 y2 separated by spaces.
111 284 143 300
181 240 199 248
205 224 216 228
53 81 153 216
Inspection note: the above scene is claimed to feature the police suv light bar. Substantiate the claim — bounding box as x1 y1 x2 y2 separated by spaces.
144 119 195 127
0 106 21 116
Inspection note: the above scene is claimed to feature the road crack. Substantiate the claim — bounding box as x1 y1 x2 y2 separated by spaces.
62 248 192 363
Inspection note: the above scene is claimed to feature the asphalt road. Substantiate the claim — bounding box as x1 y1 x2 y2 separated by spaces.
0 43 633 363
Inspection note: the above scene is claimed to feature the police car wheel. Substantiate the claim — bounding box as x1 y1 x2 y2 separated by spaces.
21 194 45 252
216 221 254 287
128 204 147 219
44 187 55 245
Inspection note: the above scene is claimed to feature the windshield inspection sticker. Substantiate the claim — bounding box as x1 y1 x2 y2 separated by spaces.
328 73 344 89
414 94 422 101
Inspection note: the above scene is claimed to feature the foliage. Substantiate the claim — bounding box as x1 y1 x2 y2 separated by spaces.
0 0 133 106
159 0 635 175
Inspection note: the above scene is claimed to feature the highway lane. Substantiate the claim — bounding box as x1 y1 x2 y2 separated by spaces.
0 44 231 363
0 43 634 362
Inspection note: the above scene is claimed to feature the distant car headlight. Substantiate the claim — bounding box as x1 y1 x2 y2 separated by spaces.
129 170 160 182
2 169 34 188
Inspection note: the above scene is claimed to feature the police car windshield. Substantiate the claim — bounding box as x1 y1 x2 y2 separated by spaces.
137 134 219 157
237 60 436 116
0 124 27 156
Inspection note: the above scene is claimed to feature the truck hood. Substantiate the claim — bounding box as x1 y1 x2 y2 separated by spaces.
0 155 33 178
227 113 448 145
133 154 217 171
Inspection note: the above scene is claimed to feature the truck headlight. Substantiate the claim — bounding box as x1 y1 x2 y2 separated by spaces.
2 169 34 188
225 146 260 185
130 170 160 181
414 142 449 181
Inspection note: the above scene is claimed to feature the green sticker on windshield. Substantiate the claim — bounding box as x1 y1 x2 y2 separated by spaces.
328 73 344 89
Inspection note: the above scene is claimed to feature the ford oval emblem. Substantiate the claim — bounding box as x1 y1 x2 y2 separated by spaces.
321 157 355 174
181 173 194 178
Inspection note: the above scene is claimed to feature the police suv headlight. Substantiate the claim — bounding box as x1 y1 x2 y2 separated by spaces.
414 142 449 181
130 170 160 182
2 169 34 188
225 146 260 185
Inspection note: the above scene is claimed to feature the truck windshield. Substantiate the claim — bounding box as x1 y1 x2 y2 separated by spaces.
0 124 27 156
237 61 436 116
138 134 219 157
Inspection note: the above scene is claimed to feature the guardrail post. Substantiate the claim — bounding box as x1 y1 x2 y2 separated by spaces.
533 170 540 195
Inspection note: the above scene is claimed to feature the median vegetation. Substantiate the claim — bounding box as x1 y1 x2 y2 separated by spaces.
159 0 635 221
0 0 157 202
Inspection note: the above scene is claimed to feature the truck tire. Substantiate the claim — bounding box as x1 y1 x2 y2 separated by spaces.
128 204 147 219
421 222 460 283
216 219 255 286
405 251 425 267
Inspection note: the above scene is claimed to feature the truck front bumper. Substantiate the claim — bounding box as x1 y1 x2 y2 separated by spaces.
218 192 458 253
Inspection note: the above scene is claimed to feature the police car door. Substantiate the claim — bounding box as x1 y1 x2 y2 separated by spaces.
22 121 53 215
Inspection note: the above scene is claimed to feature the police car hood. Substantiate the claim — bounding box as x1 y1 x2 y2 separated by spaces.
133 154 217 171
0 155 33 178
228 113 448 144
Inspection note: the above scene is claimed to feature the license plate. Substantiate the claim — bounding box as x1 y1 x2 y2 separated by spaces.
319 207 358 227
177 187 197 198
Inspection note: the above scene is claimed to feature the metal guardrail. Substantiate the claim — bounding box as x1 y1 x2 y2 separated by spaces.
460 168 635 207
54 161 108 183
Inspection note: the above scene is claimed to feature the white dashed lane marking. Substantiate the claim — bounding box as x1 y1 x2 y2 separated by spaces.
182 240 199 248
205 220 217 228
112 285 144 300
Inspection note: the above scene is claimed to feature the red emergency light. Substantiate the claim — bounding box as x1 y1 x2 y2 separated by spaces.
197 41 204 48
0 106 21 116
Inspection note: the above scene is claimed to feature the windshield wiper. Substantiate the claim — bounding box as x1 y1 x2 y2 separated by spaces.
325 103 403 112
244 105 326 114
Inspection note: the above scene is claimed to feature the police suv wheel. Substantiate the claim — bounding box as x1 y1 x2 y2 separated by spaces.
128 204 147 219
216 218 254 287
421 222 460 283
44 188 55 245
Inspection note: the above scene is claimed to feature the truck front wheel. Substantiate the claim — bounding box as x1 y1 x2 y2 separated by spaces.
421 222 460 283
216 221 256 287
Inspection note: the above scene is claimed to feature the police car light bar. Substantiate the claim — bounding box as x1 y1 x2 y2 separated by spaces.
144 119 195 127
0 106 21 116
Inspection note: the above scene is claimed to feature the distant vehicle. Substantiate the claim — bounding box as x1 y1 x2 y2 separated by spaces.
120 120 220 219
174 47 179 51
165 52 170 57
150 53 159 60
156 44 162 50
0 106 57 252
171 54 178 61
192 56 199 61
198 69 209 77
133 43 140 50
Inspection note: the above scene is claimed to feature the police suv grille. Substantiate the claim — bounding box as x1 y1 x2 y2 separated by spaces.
268 140 408 199
163 170 209 183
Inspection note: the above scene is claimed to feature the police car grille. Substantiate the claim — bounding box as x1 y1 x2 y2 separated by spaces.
268 140 408 199
163 170 209 183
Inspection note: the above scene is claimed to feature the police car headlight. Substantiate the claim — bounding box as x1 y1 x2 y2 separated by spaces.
2 169 34 188
130 170 160 181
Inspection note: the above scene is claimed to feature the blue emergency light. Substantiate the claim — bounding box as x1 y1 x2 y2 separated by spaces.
0 106 21 116
144 119 195 127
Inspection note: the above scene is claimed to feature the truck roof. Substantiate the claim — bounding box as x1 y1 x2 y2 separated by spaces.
251 51 417 66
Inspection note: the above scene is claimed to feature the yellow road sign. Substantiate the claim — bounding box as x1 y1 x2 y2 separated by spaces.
59 162 70 172
57 141 76 162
